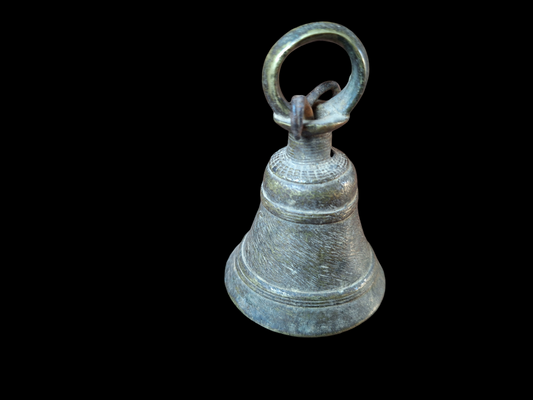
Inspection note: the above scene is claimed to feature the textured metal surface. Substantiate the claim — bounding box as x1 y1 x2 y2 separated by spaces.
225 22 385 337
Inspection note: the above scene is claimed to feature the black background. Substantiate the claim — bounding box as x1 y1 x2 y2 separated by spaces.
101 9 487 366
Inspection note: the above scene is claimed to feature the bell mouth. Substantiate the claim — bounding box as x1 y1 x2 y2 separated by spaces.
225 245 385 338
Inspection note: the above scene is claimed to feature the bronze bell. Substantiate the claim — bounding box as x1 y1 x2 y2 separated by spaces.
224 22 385 337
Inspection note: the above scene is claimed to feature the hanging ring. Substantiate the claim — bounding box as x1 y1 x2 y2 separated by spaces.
262 22 369 135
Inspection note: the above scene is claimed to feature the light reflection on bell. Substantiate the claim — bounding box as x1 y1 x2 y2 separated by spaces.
224 22 385 337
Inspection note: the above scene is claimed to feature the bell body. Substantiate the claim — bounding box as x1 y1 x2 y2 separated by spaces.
225 132 385 337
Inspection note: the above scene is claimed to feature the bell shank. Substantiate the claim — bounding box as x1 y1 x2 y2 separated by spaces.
286 131 332 163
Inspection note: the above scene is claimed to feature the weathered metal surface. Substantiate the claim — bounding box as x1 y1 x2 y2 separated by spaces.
225 22 385 337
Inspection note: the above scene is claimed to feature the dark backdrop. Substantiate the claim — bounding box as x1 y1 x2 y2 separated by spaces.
99 10 479 369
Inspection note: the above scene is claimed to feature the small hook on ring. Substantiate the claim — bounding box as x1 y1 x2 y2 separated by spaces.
290 95 313 140
290 81 341 140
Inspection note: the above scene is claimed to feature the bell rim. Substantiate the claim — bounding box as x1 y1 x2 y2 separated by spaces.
224 245 385 338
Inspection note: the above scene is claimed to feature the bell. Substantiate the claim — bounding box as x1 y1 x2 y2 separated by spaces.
225 22 385 337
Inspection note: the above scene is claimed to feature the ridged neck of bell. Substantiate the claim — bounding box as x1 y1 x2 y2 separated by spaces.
286 132 332 164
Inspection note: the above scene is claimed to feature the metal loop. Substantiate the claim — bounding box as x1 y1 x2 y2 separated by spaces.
262 22 369 135
306 80 341 108
290 81 341 140
290 95 313 140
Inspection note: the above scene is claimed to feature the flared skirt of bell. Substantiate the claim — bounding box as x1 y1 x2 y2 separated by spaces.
224 205 385 337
